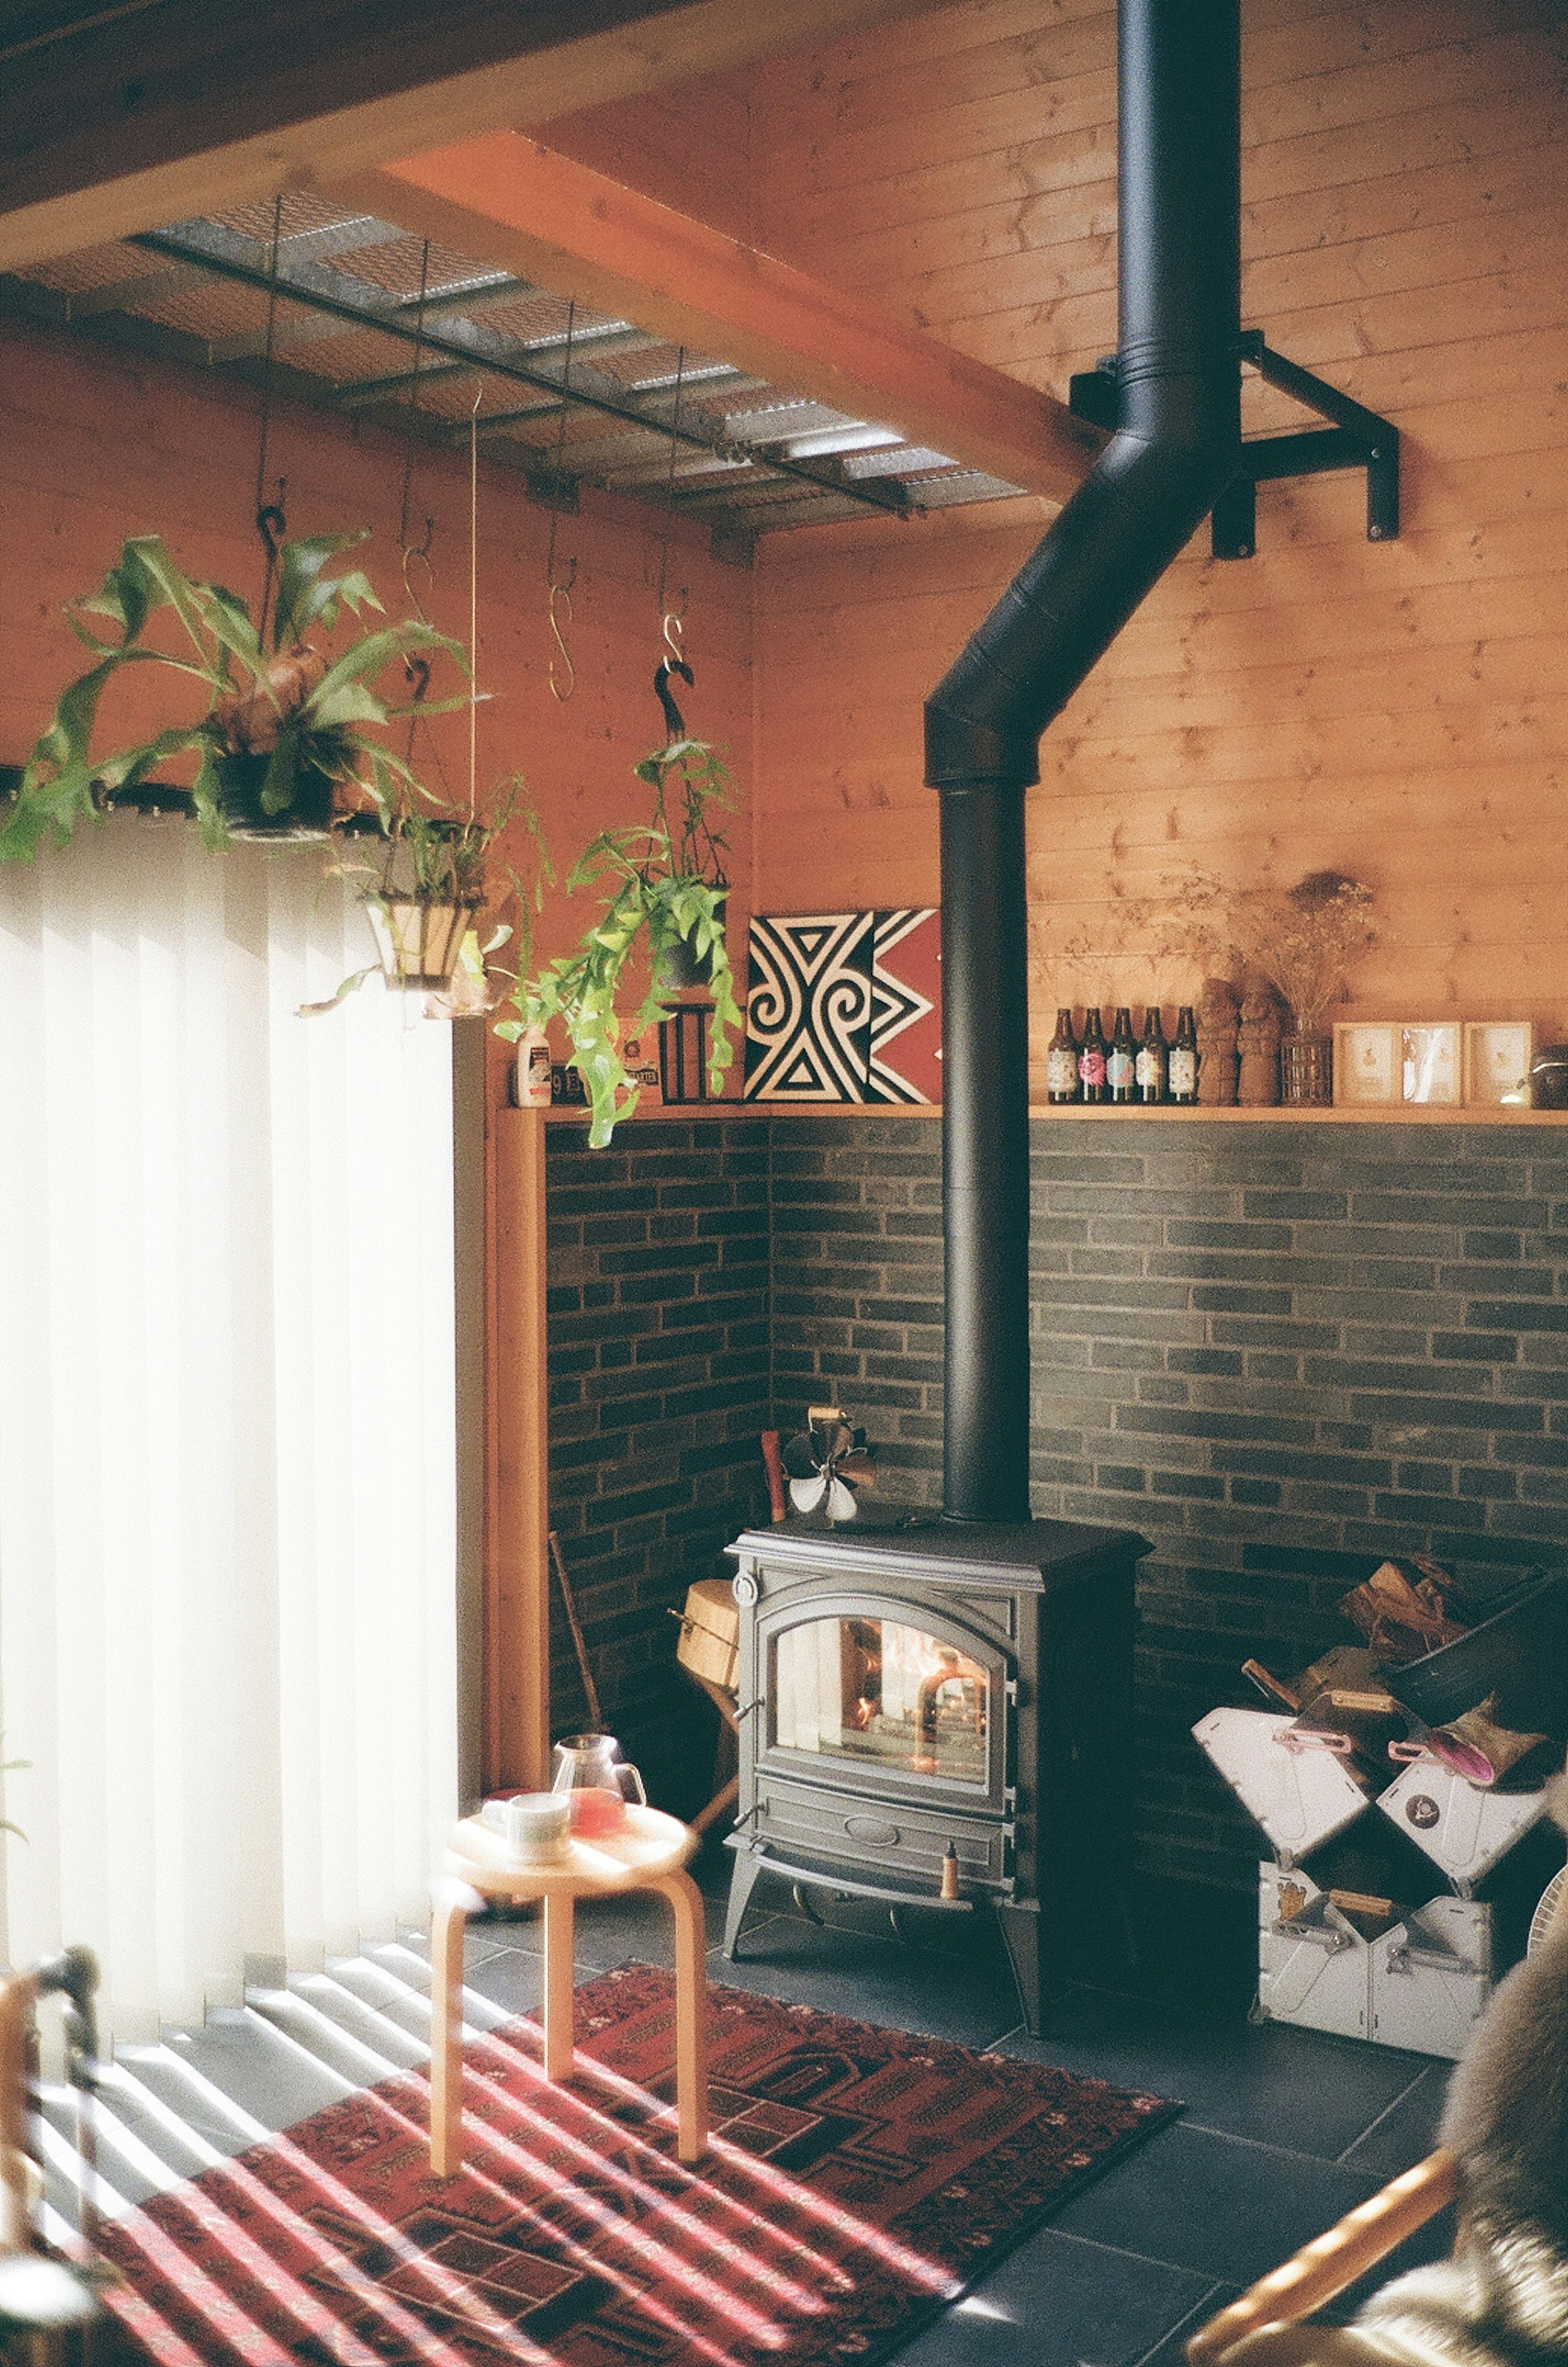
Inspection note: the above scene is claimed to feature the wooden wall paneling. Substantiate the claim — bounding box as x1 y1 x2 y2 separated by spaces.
739 0 1568 1056
484 1088 550 1791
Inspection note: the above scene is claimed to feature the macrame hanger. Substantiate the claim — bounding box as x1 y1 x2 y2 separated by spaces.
653 348 693 744
253 195 288 634
544 300 578 702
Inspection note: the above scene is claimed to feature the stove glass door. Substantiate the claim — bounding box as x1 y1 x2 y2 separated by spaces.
772 1614 990 1788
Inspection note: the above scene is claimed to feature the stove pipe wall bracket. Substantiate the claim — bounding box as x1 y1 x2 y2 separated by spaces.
926 0 1243 1524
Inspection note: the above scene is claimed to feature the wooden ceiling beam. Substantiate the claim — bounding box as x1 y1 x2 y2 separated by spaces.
0 0 946 274
341 138 1105 506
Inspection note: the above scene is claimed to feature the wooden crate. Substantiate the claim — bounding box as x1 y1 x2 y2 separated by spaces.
675 1578 739 1695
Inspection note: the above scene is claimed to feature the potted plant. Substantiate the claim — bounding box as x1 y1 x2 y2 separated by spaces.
361 805 498 990
0 530 466 862
497 737 743 1146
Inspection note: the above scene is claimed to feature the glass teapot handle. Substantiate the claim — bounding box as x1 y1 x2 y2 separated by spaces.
615 1763 648 1807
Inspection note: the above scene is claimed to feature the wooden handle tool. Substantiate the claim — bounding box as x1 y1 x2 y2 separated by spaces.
760 1431 788 1522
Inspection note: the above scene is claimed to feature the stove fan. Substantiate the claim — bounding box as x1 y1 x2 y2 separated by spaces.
782 1405 877 1521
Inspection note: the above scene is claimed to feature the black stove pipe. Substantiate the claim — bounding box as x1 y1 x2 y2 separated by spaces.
927 0 1241 1524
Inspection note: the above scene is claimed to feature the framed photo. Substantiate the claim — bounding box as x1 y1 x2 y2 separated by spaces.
1464 1022 1535 1107
1334 1022 1398 1105
1401 1023 1461 1106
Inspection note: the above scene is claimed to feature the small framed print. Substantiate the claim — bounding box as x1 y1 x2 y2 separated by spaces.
1463 1022 1535 1107
1401 1023 1461 1105
1334 1022 1398 1105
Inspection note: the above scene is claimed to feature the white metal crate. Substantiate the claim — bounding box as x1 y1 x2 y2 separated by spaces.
1375 1758 1548 1894
1195 1707 1371 1865
1256 1863 1372 2039
1257 1863 1497 2058
1370 1895 1492 2059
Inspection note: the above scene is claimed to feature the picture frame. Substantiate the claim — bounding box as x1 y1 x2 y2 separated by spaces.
1333 1022 1399 1105
1463 1022 1535 1108
1401 1023 1461 1106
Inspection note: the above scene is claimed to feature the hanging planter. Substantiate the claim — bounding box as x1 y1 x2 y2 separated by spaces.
654 931 715 997
496 735 742 1146
365 892 481 988
215 750 338 842
0 533 468 865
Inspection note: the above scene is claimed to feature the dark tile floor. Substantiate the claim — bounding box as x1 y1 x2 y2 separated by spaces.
461 1841 1455 2367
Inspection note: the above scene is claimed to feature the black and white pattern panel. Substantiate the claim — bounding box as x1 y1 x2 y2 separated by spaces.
742 912 875 1102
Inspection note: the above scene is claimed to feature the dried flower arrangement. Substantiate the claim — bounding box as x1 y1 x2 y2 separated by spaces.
1120 867 1376 1034
1250 871 1377 1035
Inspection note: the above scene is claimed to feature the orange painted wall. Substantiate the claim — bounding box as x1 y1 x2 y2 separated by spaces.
0 315 755 1004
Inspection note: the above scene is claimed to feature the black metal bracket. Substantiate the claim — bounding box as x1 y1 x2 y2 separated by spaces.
1069 330 1400 559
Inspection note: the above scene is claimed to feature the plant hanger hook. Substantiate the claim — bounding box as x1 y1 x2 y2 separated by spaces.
543 301 578 702
549 562 577 705
654 650 693 741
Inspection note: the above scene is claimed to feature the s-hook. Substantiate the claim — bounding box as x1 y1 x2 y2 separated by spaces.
544 299 578 702
549 559 577 704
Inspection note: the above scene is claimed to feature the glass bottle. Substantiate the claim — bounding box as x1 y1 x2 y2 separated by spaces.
1047 1007 1080 1103
1136 1005 1168 1104
1169 1005 1199 1103
1078 1008 1108 1104
1107 1006 1137 1103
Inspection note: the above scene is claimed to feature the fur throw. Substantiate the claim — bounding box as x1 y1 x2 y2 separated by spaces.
1355 1775 1568 2367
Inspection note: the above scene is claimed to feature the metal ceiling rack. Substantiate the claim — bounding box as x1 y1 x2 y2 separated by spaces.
1 199 1025 546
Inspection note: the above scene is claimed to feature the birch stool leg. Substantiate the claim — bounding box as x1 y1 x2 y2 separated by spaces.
650 1868 709 2162
542 1891 577 2081
429 1881 474 2177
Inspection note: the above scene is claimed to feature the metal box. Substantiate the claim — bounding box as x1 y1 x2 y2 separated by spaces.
1258 1864 1499 2059
1370 1895 1493 2059
1374 1758 1548 1894
1256 1863 1372 2039
1195 1707 1371 1865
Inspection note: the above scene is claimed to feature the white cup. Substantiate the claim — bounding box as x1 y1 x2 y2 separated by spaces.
480 1791 571 1862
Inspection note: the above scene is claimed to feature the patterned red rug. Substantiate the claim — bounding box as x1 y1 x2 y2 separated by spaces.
96 1964 1178 2367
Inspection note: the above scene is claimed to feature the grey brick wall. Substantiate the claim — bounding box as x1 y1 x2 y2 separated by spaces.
545 1112 1568 1886
543 1116 772 1806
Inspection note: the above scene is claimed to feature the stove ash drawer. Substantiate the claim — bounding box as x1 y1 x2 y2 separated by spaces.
755 1782 1011 1892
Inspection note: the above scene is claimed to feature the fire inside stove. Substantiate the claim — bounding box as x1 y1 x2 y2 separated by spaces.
772 1616 990 1786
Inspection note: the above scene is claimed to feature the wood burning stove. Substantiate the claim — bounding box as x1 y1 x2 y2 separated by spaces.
722 1511 1150 2033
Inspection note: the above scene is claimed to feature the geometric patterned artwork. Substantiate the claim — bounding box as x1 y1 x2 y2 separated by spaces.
743 911 875 1101
869 906 942 1102
745 909 942 1103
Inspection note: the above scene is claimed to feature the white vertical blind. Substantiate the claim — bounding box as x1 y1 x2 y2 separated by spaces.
0 814 459 2040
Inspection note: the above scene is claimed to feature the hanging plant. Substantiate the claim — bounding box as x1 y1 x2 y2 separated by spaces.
497 736 742 1146
0 531 468 862
301 787 534 1015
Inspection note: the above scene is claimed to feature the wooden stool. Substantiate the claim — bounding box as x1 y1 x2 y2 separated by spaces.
430 1804 708 2176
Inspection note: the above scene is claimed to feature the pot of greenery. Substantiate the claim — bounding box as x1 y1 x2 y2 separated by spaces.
361 809 492 990
0 531 466 862
497 736 742 1146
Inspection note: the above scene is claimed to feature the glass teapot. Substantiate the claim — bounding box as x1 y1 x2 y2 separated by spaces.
550 1734 647 1835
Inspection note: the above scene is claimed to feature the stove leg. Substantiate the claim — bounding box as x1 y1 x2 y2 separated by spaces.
722 1847 767 1960
996 1901 1044 2036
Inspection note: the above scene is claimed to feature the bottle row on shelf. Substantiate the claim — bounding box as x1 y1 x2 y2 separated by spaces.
1047 1003 1198 1106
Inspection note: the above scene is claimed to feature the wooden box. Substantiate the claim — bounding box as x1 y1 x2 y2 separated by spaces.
675 1577 739 1695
